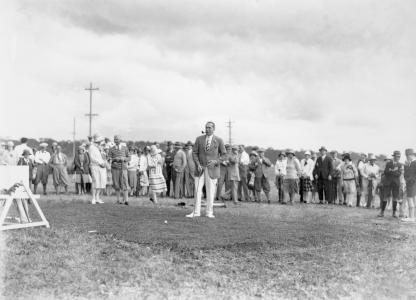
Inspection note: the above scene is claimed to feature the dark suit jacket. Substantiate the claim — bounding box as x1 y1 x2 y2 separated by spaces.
313 156 333 179
404 160 416 185
193 134 226 179
384 161 403 185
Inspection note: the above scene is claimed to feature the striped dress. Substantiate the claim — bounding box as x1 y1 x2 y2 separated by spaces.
148 154 167 193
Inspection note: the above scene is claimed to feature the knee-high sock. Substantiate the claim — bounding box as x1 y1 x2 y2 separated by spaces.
381 200 387 212
392 201 398 212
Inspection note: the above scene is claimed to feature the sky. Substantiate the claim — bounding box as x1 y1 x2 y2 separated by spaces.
1 0 415 155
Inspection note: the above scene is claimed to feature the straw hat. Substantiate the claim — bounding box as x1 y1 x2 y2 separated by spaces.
368 154 377 161
304 151 311 156
39 142 48 148
250 151 258 157
150 145 158 155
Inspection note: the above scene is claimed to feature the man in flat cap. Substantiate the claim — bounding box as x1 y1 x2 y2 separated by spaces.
186 121 226 218
249 148 272 203
237 145 250 202
356 153 368 207
33 142 51 195
108 135 131 205
164 141 175 197
313 146 334 204
216 144 232 200
184 141 195 198
172 142 187 199
379 151 403 218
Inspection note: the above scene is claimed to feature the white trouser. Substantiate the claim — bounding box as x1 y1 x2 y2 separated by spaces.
193 167 217 216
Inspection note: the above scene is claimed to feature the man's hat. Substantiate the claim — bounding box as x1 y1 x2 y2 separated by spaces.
405 148 415 156
22 149 31 156
342 153 351 161
167 141 173 146
330 150 338 154
7 141 14 147
250 151 258 157
286 149 295 155
278 152 286 157
225 144 231 149
94 136 104 143
52 142 58 146
319 146 327 152
258 148 266 153
186 141 193 147
150 145 158 155
392 150 401 157
304 151 311 156
368 154 377 161
231 144 238 150
174 141 182 147
39 142 48 147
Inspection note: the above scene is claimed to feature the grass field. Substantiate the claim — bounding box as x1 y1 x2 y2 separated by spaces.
2 189 416 300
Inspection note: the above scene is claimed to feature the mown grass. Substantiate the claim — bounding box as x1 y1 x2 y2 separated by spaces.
2 195 416 299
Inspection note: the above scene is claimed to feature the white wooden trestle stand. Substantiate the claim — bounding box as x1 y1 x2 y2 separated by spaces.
0 166 50 231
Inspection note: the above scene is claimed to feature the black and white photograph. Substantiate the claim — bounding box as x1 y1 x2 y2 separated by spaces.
1 0 415 299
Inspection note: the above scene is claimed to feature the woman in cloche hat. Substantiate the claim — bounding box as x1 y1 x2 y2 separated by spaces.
339 153 358 207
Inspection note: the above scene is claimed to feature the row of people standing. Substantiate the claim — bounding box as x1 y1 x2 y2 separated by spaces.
0 138 71 194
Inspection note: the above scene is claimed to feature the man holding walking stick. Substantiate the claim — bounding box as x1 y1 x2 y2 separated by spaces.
186 121 226 218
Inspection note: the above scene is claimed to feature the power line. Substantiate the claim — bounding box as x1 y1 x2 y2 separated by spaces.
85 82 99 137
71 117 76 158
226 118 234 145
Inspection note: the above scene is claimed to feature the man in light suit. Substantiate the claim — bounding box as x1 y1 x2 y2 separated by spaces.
186 121 226 218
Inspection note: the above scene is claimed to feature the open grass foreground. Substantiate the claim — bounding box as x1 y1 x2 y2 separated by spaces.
2 196 416 299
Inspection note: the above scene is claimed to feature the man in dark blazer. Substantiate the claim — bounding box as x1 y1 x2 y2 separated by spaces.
313 146 334 204
378 150 403 218
186 121 226 218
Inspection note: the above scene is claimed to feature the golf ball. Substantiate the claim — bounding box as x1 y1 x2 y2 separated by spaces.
164 220 168 224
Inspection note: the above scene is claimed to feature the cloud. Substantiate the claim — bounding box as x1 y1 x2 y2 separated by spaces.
1 0 415 155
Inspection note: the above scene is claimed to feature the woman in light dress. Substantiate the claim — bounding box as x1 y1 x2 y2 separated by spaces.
147 145 167 204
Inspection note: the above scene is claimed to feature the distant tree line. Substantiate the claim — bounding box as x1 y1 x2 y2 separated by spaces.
3 138 388 167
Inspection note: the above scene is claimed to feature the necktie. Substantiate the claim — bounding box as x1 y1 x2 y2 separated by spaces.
205 138 210 151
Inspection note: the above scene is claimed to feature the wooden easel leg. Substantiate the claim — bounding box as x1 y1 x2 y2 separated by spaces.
14 199 29 223
0 197 13 228
21 182 50 228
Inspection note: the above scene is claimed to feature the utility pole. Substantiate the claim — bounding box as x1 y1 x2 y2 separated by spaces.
226 118 234 145
85 82 99 137
72 117 76 158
